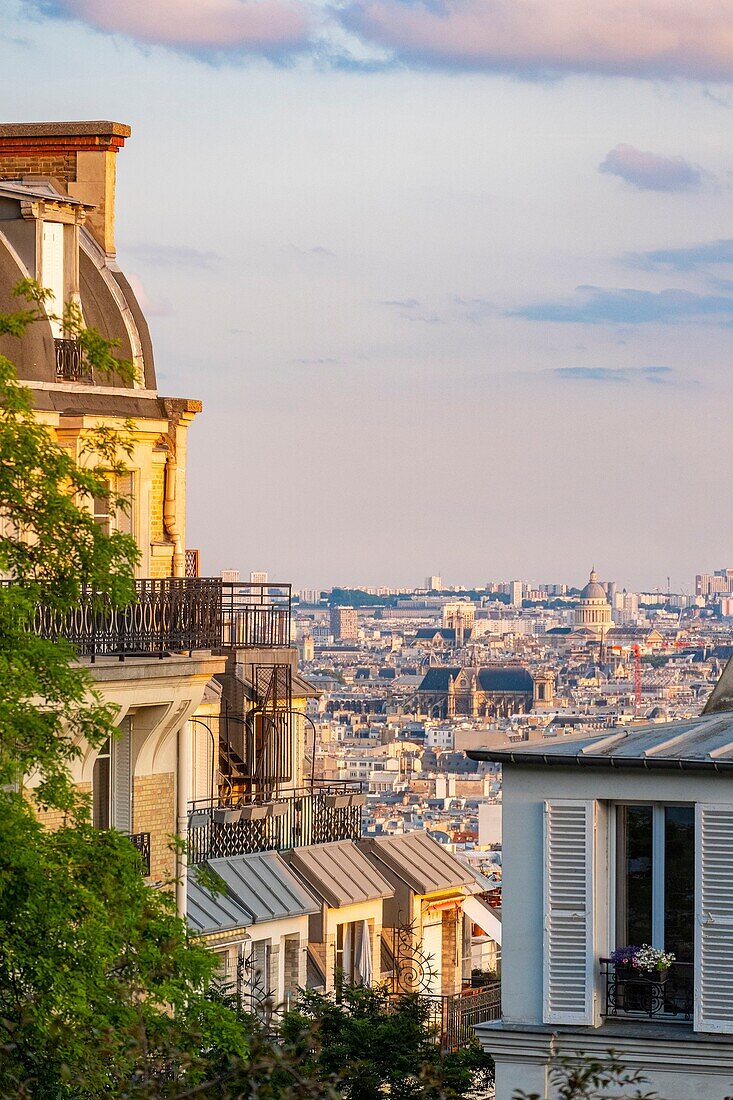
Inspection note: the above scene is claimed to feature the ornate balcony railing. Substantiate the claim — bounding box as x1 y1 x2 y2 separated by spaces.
54 338 93 383
128 831 151 876
186 783 364 865
13 578 292 660
600 958 693 1021
390 985 501 1050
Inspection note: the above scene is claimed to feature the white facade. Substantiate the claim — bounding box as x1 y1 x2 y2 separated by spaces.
479 757 733 1100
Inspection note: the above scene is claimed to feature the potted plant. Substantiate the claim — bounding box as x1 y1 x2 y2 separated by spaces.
610 946 640 981
324 793 351 809
610 945 675 982
349 792 366 808
636 944 675 982
188 807 211 829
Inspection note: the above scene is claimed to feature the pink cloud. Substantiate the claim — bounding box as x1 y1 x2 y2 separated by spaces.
339 0 733 80
42 0 314 55
599 144 705 191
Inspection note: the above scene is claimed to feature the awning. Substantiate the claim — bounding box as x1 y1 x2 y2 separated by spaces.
463 895 502 945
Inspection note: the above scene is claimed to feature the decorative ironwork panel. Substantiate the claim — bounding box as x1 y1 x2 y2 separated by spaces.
600 959 693 1021
128 831 151 876
391 919 438 995
54 338 93 383
185 549 200 578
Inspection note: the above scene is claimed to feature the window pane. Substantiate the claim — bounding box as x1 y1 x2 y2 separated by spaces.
664 806 695 962
92 752 110 829
616 805 653 947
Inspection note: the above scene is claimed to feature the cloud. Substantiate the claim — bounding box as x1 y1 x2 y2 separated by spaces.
127 274 174 318
337 0 733 81
552 365 676 384
599 144 705 192
294 356 340 364
290 245 337 257
626 239 733 272
511 285 733 324
379 298 421 308
26 0 314 59
125 243 222 269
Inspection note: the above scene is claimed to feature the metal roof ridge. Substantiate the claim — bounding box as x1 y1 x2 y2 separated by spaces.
579 730 628 755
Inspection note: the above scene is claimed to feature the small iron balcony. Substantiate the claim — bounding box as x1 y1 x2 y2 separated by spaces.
186 783 364 865
600 958 693 1021
54 338 93 383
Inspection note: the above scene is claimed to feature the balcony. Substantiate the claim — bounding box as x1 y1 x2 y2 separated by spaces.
128 831 151 875
421 984 501 1050
21 578 292 661
186 783 365 865
600 958 693 1021
54 338 93 383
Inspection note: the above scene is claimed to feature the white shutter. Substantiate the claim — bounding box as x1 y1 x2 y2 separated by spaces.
543 799 596 1025
112 718 133 833
41 222 64 337
695 804 733 1033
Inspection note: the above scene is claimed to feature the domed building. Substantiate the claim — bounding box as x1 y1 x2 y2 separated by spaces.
573 568 613 636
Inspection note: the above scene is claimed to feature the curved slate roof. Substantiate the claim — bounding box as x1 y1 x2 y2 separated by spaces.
418 666 533 693
285 840 393 909
361 831 475 896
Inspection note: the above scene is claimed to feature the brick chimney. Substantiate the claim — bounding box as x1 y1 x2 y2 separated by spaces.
0 121 131 255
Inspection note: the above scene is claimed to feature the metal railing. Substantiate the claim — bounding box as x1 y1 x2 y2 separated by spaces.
54 338 93 383
600 959 693 1021
397 985 501 1050
15 578 292 660
128 831 151 876
221 582 291 648
186 783 364 865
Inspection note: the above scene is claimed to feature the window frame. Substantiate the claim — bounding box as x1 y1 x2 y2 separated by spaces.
609 799 694 954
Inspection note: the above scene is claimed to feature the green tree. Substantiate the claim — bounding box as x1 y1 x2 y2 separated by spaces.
281 983 494 1099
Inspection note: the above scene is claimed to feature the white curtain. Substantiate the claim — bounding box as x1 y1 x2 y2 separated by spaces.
356 919 372 986
343 923 353 983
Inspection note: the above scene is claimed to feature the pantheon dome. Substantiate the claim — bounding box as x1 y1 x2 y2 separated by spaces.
573 568 612 636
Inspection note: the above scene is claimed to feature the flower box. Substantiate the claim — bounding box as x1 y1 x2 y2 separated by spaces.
266 801 288 818
324 794 351 809
213 807 242 825
349 793 366 808
239 804 268 821
188 809 211 829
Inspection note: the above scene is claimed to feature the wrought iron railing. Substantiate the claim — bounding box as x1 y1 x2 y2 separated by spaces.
600 959 693 1021
390 985 501 1050
13 578 292 660
128 831 151 875
186 783 364 865
54 338 93 383
221 582 291 648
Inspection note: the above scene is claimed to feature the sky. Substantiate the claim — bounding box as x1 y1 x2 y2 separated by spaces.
2 0 733 593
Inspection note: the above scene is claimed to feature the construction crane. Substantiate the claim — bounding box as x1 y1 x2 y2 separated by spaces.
633 644 642 713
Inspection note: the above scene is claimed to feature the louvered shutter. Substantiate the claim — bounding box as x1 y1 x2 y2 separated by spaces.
543 799 596 1025
112 718 133 833
695 804 733 1033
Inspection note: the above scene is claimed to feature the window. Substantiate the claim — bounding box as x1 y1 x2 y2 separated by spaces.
41 221 64 338
92 738 111 829
93 473 134 538
615 803 694 962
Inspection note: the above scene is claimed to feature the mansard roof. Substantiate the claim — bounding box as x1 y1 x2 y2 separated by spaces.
418 666 534 693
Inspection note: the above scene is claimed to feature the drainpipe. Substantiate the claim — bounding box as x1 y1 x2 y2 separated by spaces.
163 452 185 578
176 719 190 919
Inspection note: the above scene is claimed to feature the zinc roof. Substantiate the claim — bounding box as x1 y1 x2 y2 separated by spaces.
465 712 733 772
361 831 475 896
285 840 394 909
187 850 319 936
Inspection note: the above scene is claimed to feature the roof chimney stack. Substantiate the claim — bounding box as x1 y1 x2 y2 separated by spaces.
0 121 131 255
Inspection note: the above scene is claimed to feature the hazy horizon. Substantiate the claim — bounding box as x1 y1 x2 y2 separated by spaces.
3 1 732 593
